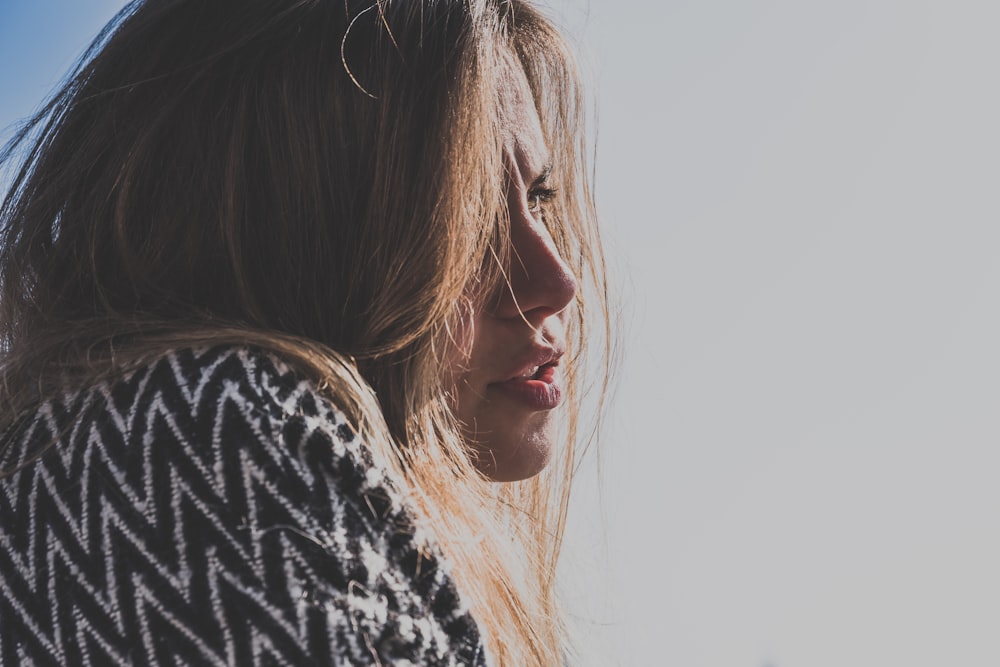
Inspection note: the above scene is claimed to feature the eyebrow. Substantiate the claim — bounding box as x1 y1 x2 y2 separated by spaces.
531 164 553 189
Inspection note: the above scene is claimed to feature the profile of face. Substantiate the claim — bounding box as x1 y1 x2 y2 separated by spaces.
449 58 578 482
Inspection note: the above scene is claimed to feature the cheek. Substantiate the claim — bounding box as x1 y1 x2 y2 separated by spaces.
441 299 477 405
446 299 476 368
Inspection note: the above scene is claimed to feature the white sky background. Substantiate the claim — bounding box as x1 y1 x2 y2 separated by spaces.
3 1 999 666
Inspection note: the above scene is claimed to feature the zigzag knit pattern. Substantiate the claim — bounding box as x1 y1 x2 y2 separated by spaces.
0 346 488 666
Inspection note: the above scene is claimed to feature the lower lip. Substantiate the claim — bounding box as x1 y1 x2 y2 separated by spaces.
489 373 563 411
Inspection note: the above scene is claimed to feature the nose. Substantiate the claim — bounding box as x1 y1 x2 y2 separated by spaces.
493 200 578 323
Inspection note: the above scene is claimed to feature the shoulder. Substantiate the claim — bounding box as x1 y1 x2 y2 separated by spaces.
0 344 487 666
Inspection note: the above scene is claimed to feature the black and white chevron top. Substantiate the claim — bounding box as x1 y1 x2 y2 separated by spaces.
0 345 488 666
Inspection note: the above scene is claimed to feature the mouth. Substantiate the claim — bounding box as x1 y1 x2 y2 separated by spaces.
489 353 564 410
508 358 559 383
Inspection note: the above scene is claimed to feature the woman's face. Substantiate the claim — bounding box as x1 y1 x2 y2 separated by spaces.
449 62 578 482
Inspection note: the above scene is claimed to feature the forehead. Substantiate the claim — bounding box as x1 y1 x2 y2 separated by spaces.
497 53 548 172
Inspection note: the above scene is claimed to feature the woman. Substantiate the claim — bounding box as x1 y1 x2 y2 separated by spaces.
0 0 609 664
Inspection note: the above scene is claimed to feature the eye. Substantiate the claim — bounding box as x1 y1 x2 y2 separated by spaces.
527 186 558 213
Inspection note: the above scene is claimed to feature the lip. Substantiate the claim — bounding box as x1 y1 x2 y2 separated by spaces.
501 346 565 382
489 375 563 410
488 345 565 410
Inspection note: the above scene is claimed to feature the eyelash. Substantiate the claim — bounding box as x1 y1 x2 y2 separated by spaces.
527 186 558 213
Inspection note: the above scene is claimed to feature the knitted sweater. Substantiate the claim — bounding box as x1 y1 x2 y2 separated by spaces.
0 345 488 666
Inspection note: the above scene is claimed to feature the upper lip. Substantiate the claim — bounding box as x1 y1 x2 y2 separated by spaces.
501 344 566 382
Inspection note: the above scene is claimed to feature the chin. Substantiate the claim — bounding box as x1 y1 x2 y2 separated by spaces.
471 427 555 482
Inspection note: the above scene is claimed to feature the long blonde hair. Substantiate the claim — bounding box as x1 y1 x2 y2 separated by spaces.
0 0 610 664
